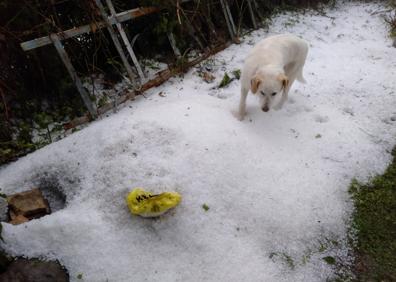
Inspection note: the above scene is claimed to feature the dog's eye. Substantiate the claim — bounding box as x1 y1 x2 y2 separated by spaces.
271 92 277 96
260 91 265 96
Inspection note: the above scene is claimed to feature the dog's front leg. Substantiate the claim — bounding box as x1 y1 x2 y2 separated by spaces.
275 78 294 110
238 87 249 120
274 90 289 110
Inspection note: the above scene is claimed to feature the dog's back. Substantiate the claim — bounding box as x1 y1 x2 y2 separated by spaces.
241 34 308 89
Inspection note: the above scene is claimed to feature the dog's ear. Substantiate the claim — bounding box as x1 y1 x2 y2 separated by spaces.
250 76 262 94
278 73 289 90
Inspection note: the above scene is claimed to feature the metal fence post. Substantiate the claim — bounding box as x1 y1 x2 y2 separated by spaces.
50 34 97 118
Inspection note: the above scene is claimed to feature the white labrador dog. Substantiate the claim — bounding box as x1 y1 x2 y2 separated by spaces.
238 34 308 120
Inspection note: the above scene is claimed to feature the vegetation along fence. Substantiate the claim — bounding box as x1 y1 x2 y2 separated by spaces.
0 0 332 164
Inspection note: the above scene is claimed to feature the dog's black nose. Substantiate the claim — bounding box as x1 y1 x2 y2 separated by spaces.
262 107 269 112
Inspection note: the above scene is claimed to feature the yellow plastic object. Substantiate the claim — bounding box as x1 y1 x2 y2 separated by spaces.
126 188 181 217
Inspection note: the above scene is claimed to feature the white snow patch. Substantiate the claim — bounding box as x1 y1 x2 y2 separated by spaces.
1 2 396 281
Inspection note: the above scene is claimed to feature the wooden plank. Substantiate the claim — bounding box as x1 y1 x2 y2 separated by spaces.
106 0 146 84
50 34 97 118
63 42 231 130
94 0 136 92
21 7 159 51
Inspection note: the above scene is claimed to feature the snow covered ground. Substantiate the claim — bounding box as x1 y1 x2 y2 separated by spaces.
1 1 396 281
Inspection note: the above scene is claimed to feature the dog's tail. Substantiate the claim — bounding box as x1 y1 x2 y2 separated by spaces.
296 68 307 84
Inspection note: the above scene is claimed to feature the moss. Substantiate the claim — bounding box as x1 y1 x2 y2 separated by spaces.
349 149 396 281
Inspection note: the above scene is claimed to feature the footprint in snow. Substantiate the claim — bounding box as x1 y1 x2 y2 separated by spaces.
314 114 329 123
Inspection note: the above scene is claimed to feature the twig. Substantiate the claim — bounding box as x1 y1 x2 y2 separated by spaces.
0 85 9 121
177 0 182 25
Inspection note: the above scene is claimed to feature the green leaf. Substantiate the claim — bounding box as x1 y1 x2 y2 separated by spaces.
323 256 336 265
232 69 241 80
202 204 209 211
218 73 232 88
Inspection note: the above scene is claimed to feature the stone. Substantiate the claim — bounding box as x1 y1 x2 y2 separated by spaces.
0 258 69 282
7 188 50 220
0 250 12 273
202 72 215 83
9 215 29 225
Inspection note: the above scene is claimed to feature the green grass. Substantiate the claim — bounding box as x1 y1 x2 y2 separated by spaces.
202 204 210 211
349 149 396 281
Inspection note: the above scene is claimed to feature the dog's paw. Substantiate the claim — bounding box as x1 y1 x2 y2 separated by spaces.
314 114 329 123
232 109 245 121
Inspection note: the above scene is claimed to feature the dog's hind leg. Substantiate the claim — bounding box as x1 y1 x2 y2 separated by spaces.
238 87 249 120
296 67 306 84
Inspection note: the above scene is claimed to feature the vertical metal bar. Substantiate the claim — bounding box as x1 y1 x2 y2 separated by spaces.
95 0 136 98
247 0 257 29
220 0 235 40
105 0 146 84
50 34 97 118
167 32 181 57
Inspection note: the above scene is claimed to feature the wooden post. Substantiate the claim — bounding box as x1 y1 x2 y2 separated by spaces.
105 0 146 84
50 34 97 118
95 0 136 97
247 0 257 29
20 7 160 51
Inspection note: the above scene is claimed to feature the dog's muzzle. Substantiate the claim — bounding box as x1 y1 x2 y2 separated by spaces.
262 106 269 112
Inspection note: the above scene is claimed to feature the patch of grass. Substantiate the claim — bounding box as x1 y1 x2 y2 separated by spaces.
385 11 396 38
269 252 295 270
282 253 295 270
77 273 83 279
218 70 241 88
202 204 209 211
349 149 396 281
232 69 241 80
323 256 336 265
218 73 232 88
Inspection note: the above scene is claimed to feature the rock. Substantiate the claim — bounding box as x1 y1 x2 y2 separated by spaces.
0 258 69 282
7 188 50 220
0 250 12 273
9 215 29 225
201 72 215 83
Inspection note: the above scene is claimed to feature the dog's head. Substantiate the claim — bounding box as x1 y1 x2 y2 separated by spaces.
250 68 289 112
